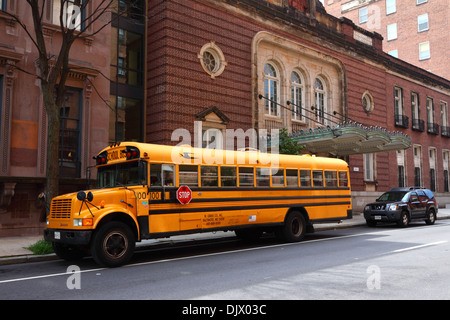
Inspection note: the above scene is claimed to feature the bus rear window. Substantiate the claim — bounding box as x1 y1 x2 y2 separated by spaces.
339 171 349 187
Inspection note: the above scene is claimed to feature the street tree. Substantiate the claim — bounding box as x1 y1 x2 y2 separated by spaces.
4 0 139 211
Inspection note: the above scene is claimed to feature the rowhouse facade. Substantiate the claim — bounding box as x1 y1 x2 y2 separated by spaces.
0 0 110 236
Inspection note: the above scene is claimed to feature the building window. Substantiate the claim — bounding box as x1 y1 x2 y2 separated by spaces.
110 96 143 142
264 63 280 117
387 23 398 41
111 28 143 86
0 0 5 11
364 153 375 182
411 92 424 131
59 88 82 178
386 0 396 15
394 87 408 128
202 128 223 149
290 71 304 121
419 41 431 60
414 145 422 187
429 148 437 192
441 101 449 137
418 14 429 32
397 150 406 188
427 97 439 134
443 150 450 192
388 50 398 58
314 77 327 124
359 7 368 24
417 0 427 5
198 41 227 79
362 91 374 114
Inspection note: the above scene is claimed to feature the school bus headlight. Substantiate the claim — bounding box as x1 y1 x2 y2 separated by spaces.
73 218 93 227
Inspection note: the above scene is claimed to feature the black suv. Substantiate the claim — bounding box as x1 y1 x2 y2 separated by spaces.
364 187 438 227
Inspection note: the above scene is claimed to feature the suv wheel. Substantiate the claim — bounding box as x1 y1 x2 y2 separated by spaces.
425 209 436 225
397 211 409 228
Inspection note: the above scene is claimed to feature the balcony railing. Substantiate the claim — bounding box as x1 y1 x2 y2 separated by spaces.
395 114 409 128
412 119 425 132
442 126 450 138
427 122 440 135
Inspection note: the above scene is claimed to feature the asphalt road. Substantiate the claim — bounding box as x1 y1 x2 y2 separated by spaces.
1 220 450 302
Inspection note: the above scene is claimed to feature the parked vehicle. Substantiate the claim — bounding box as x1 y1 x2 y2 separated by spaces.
364 187 438 227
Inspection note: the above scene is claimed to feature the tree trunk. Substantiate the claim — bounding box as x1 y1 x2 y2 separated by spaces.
42 84 61 213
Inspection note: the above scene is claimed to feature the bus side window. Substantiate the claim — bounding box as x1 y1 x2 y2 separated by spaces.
256 168 270 187
325 171 337 187
201 166 218 187
179 165 199 187
221 166 237 187
150 164 162 186
313 170 323 187
300 170 311 187
339 171 349 187
162 164 175 186
239 167 254 187
271 168 285 187
286 169 298 187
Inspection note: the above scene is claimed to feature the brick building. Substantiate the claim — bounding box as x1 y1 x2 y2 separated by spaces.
322 0 450 81
147 0 450 211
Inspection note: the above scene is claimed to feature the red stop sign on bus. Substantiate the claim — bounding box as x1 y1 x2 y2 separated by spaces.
177 185 192 205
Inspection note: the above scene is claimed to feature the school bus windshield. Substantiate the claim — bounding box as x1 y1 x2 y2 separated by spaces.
97 161 147 188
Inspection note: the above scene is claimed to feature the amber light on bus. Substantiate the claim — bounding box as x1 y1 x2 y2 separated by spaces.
73 218 93 227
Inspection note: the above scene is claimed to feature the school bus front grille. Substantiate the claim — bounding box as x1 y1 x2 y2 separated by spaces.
50 199 72 219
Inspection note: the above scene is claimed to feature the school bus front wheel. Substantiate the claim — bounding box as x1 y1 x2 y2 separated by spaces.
90 221 136 267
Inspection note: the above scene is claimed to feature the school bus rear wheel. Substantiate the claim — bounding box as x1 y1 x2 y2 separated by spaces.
277 211 306 242
90 221 135 267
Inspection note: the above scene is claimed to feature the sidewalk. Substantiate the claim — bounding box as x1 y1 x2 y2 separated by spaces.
1 209 450 265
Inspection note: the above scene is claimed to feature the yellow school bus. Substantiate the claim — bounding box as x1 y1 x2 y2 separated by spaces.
44 142 352 267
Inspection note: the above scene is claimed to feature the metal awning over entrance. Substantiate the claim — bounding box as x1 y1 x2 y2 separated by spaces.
290 122 411 156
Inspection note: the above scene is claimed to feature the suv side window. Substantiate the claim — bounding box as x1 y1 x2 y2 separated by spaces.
416 190 427 201
409 192 419 202
423 189 435 199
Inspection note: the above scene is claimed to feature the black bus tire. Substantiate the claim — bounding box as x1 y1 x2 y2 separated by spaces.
90 221 135 267
277 211 306 242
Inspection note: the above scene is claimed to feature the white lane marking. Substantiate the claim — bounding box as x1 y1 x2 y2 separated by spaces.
391 241 448 253
0 267 105 284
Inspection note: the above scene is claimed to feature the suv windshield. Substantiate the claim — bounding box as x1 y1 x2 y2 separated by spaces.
377 191 408 202
97 162 147 188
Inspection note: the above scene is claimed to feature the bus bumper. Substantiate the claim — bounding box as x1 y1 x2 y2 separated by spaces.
44 229 92 246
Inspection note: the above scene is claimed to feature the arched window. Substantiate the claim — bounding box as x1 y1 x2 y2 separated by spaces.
264 63 280 117
290 71 304 121
314 77 327 124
